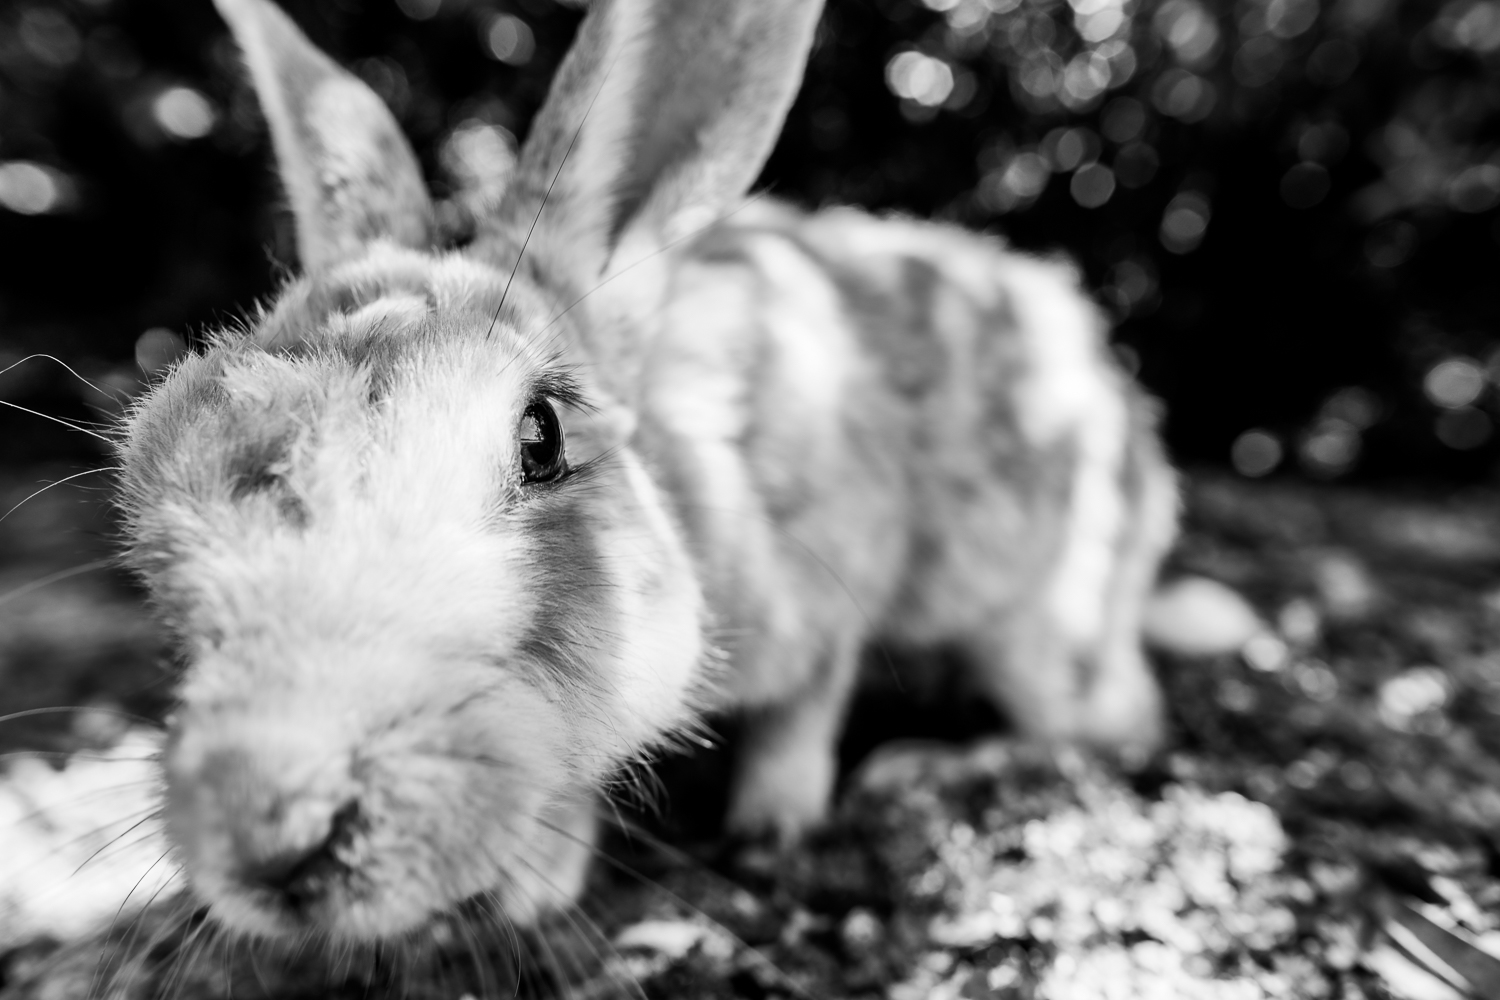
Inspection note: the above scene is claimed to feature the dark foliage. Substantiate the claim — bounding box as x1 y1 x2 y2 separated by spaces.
0 0 1498 480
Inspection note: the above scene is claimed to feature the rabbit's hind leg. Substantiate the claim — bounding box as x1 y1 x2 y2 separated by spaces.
964 425 1175 763
962 603 1159 764
1071 413 1178 762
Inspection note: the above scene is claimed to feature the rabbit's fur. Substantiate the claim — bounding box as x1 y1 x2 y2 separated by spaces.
116 0 1176 946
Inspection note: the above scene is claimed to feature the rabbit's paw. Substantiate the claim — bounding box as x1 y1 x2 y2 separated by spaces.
503 793 597 920
726 732 836 844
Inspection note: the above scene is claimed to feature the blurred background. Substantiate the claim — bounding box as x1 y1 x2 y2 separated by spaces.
0 0 1498 482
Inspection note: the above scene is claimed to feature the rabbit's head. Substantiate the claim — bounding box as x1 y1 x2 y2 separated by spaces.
117 0 821 943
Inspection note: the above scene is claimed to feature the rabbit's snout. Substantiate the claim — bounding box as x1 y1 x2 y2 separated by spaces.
165 724 369 925
240 799 363 912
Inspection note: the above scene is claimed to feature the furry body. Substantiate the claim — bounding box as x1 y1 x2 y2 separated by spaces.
645 202 1175 830
112 0 1175 949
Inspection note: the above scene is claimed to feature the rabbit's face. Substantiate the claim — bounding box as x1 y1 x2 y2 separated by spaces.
135 0 820 940
118 245 706 940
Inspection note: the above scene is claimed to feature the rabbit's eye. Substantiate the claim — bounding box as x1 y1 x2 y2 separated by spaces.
518 400 567 483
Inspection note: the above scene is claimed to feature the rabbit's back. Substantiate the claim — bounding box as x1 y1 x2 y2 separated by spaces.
644 201 1174 748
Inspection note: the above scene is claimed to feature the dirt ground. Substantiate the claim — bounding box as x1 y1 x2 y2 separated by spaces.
2 469 1499 999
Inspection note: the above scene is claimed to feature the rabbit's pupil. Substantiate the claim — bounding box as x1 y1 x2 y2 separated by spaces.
518 400 566 483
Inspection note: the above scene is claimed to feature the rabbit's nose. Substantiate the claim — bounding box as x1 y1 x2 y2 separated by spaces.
241 798 363 911
165 731 365 913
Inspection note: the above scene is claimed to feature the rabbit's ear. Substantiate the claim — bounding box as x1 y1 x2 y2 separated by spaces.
215 0 431 272
480 0 822 294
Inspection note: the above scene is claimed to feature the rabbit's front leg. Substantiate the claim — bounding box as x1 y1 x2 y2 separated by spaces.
726 634 861 842
504 790 597 921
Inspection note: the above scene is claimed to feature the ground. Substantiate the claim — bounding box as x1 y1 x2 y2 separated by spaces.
1 470 1499 999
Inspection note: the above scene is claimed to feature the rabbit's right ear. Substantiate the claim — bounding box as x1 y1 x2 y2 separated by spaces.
214 0 431 273
478 0 823 335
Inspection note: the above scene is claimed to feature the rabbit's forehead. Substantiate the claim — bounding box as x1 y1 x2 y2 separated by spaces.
254 244 558 355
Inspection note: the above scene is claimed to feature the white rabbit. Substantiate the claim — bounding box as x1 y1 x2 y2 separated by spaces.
113 0 1177 948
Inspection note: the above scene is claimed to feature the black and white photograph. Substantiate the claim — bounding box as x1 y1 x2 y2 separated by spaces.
1 0 1498 996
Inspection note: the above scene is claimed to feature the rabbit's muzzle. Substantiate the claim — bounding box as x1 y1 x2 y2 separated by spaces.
160 661 575 941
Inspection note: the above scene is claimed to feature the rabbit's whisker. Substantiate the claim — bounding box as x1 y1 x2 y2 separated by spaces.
11 801 159 871
0 559 116 610
488 53 622 342
0 353 126 402
0 466 121 526
102 867 188 999
158 901 217 1000
530 188 774 342
511 850 636 1000
0 749 156 765
533 814 814 1000
0 398 115 445
0 703 158 730
70 809 163 877
90 847 175 999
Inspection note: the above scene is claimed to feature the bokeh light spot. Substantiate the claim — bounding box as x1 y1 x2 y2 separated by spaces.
1152 69 1215 122
134 328 187 377
1234 36 1285 87
1071 163 1116 207
1378 667 1450 732
439 120 517 208
887 51 956 108
1160 191 1211 252
1280 162 1330 208
152 87 216 141
1078 4 1127 42
1267 0 1319 38
1046 127 1100 171
1297 661 1339 701
1018 49 1065 105
1306 38 1359 85
356 57 411 116
1097 38 1139 86
1296 122 1349 164
1061 52 1113 107
0 162 74 216
19 7 82 69
1424 357 1485 408
1231 429 1283 477
979 150 1051 212
1321 387 1382 429
484 14 535 66
1114 142 1159 188
1436 407 1493 449
1154 0 1220 65
1105 256 1158 313
395 0 442 20
1434 0 1500 52
1363 221 1415 268
1299 418 1360 477
1243 632 1290 672
1448 164 1500 212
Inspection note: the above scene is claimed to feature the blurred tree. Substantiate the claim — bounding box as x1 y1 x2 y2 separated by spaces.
0 0 1497 482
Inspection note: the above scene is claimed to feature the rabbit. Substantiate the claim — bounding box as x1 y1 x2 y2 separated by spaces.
113 0 1178 949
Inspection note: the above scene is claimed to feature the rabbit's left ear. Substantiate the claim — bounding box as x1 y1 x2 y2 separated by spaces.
215 0 431 273
477 0 823 314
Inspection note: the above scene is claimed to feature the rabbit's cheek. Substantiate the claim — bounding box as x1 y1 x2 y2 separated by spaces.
588 453 706 752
